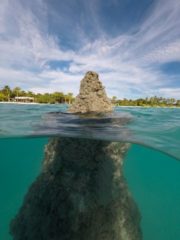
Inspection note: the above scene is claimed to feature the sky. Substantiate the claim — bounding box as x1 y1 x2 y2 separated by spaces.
0 0 180 99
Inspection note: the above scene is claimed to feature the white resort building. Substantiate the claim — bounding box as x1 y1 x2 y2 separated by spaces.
14 96 34 103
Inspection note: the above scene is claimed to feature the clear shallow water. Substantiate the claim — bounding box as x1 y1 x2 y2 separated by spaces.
0 103 180 239
0 138 47 240
0 138 180 240
0 103 180 159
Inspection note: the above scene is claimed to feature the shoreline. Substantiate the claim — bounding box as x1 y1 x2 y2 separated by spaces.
0 101 179 108
0 101 68 106
0 101 41 105
116 105 180 109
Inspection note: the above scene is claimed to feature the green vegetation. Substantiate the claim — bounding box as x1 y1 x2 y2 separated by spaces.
113 96 180 107
0 85 74 104
0 85 179 107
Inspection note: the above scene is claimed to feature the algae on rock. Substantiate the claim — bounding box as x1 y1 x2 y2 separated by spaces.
10 71 142 240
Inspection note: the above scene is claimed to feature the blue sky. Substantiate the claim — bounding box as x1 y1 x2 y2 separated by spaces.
0 0 180 99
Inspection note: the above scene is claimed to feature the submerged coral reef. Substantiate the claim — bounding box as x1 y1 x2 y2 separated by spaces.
10 71 142 240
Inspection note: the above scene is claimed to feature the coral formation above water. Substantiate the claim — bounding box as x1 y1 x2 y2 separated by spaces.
69 71 113 113
10 72 142 240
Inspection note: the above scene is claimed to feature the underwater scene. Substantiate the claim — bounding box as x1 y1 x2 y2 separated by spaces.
0 103 180 240
1 0 180 239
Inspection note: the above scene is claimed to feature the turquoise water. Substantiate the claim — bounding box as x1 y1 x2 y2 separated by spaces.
0 104 179 159
0 138 180 240
125 144 180 240
0 104 180 239
0 138 47 240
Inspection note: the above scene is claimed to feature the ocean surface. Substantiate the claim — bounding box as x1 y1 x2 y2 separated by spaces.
0 103 180 239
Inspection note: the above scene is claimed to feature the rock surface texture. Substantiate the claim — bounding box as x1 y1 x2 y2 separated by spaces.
69 71 113 113
10 71 142 240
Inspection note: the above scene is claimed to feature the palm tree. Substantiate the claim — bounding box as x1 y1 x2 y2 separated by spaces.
13 87 21 97
2 85 11 101
112 96 117 104
66 93 74 104
53 92 65 103
27 91 34 97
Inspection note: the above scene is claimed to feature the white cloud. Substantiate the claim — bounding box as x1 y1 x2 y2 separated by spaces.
0 0 180 99
158 88 180 98
142 41 180 63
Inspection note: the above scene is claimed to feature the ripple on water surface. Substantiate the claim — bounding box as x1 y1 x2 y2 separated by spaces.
0 103 180 240
0 103 179 159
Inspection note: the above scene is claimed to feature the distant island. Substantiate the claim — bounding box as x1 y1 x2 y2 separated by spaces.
0 85 180 107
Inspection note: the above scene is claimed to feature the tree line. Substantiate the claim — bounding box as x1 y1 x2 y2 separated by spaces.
0 85 179 107
112 96 180 107
0 85 74 104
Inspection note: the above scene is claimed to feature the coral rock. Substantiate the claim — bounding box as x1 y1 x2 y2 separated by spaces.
69 71 113 113
10 72 142 240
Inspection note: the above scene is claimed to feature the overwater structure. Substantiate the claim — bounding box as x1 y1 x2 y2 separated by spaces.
10 71 142 240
